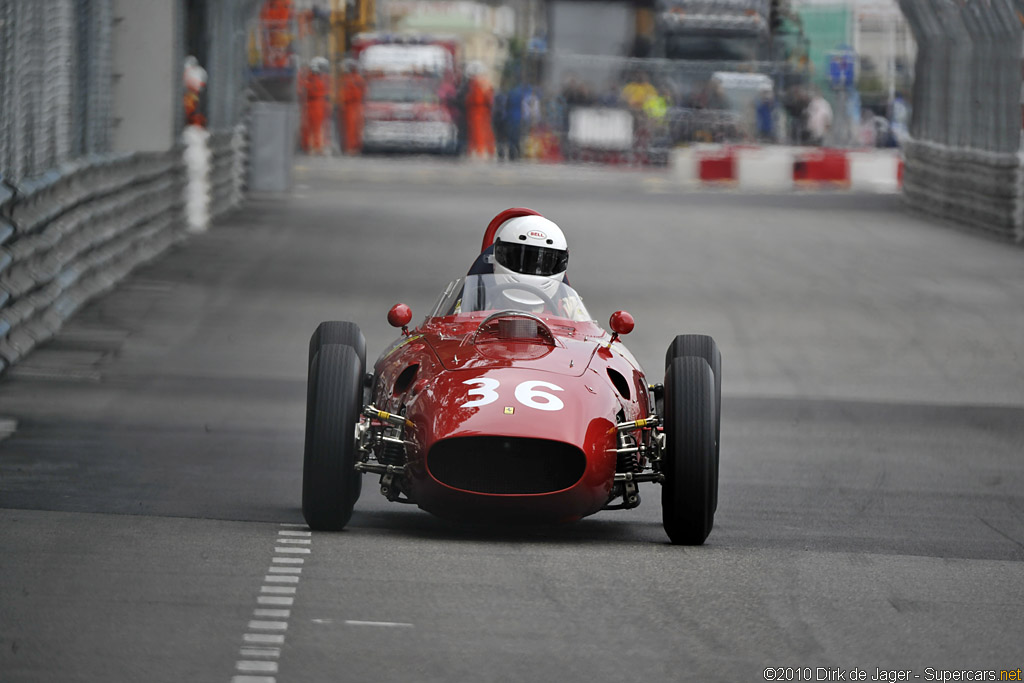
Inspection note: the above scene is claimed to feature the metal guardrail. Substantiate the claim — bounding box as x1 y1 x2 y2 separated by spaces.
0 0 256 373
898 0 1024 241
0 152 188 372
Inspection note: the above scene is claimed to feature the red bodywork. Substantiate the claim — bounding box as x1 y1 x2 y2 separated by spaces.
370 311 653 523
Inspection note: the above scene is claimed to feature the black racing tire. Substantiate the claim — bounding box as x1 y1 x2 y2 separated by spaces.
666 334 721 511
307 321 367 453
302 344 363 531
662 356 717 545
308 321 366 373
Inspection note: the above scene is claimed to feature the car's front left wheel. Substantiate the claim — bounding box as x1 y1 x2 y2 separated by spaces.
302 344 363 531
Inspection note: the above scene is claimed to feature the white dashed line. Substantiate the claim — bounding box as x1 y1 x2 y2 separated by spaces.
231 524 312 682
254 609 290 618
248 620 288 631
264 575 299 583
257 596 294 606
344 620 415 628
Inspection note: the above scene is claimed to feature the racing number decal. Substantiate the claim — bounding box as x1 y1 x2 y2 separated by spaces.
463 378 500 408
462 379 564 411
514 380 564 411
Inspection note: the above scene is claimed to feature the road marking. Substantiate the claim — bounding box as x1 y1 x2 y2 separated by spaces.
231 523 313 682
257 596 294 606
248 620 288 631
254 609 290 618
264 575 299 583
344 620 415 628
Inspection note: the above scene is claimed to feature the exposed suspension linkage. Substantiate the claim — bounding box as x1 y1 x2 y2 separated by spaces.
354 405 415 503
605 415 665 510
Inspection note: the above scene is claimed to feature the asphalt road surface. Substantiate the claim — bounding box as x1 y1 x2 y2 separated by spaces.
1 157 1022 683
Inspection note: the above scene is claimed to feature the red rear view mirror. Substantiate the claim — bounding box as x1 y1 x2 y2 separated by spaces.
388 303 413 335
609 310 634 343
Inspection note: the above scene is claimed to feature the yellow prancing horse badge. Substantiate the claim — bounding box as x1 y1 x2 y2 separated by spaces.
504 406 515 415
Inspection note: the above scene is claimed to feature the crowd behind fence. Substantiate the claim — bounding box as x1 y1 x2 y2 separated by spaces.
472 54 894 166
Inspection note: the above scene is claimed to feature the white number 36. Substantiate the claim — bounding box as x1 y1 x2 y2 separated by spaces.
462 378 564 412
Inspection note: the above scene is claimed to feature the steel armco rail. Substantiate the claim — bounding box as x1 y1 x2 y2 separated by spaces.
0 0 256 375
898 0 1024 242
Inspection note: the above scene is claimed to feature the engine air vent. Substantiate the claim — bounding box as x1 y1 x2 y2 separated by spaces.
607 368 631 400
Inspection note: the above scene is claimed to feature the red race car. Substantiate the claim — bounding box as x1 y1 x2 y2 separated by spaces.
302 210 722 544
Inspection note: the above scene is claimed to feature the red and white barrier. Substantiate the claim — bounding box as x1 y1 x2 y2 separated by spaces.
672 145 903 193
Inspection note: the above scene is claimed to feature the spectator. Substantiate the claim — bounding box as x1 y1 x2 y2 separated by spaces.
338 59 365 155
504 79 531 161
493 88 509 160
300 57 329 154
755 86 776 143
465 63 495 159
782 85 810 144
805 89 833 146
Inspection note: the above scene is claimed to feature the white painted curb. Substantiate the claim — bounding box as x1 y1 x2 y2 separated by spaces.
737 146 796 191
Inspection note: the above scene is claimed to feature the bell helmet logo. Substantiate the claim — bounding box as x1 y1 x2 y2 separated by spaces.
527 230 547 240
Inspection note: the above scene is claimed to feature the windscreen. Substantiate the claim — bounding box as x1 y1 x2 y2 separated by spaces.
428 274 593 323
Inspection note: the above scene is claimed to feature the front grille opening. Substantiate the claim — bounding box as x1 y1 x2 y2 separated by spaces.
427 436 586 494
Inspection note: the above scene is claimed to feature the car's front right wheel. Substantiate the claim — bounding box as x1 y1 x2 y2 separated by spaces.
661 356 717 545
302 344 363 531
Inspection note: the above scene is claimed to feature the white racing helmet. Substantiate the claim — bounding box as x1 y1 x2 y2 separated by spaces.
491 215 568 305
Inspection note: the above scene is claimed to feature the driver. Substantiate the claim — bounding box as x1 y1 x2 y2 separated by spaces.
469 207 569 297
465 208 575 315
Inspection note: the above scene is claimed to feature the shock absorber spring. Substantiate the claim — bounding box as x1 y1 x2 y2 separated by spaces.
617 443 639 475
379 436 406 466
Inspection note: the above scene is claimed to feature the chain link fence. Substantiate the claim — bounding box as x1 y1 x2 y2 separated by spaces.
494 53 810 165
0 0 112 185
898 0 1024 241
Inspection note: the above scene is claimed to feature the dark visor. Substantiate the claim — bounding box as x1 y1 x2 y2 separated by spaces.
494 242 568 277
